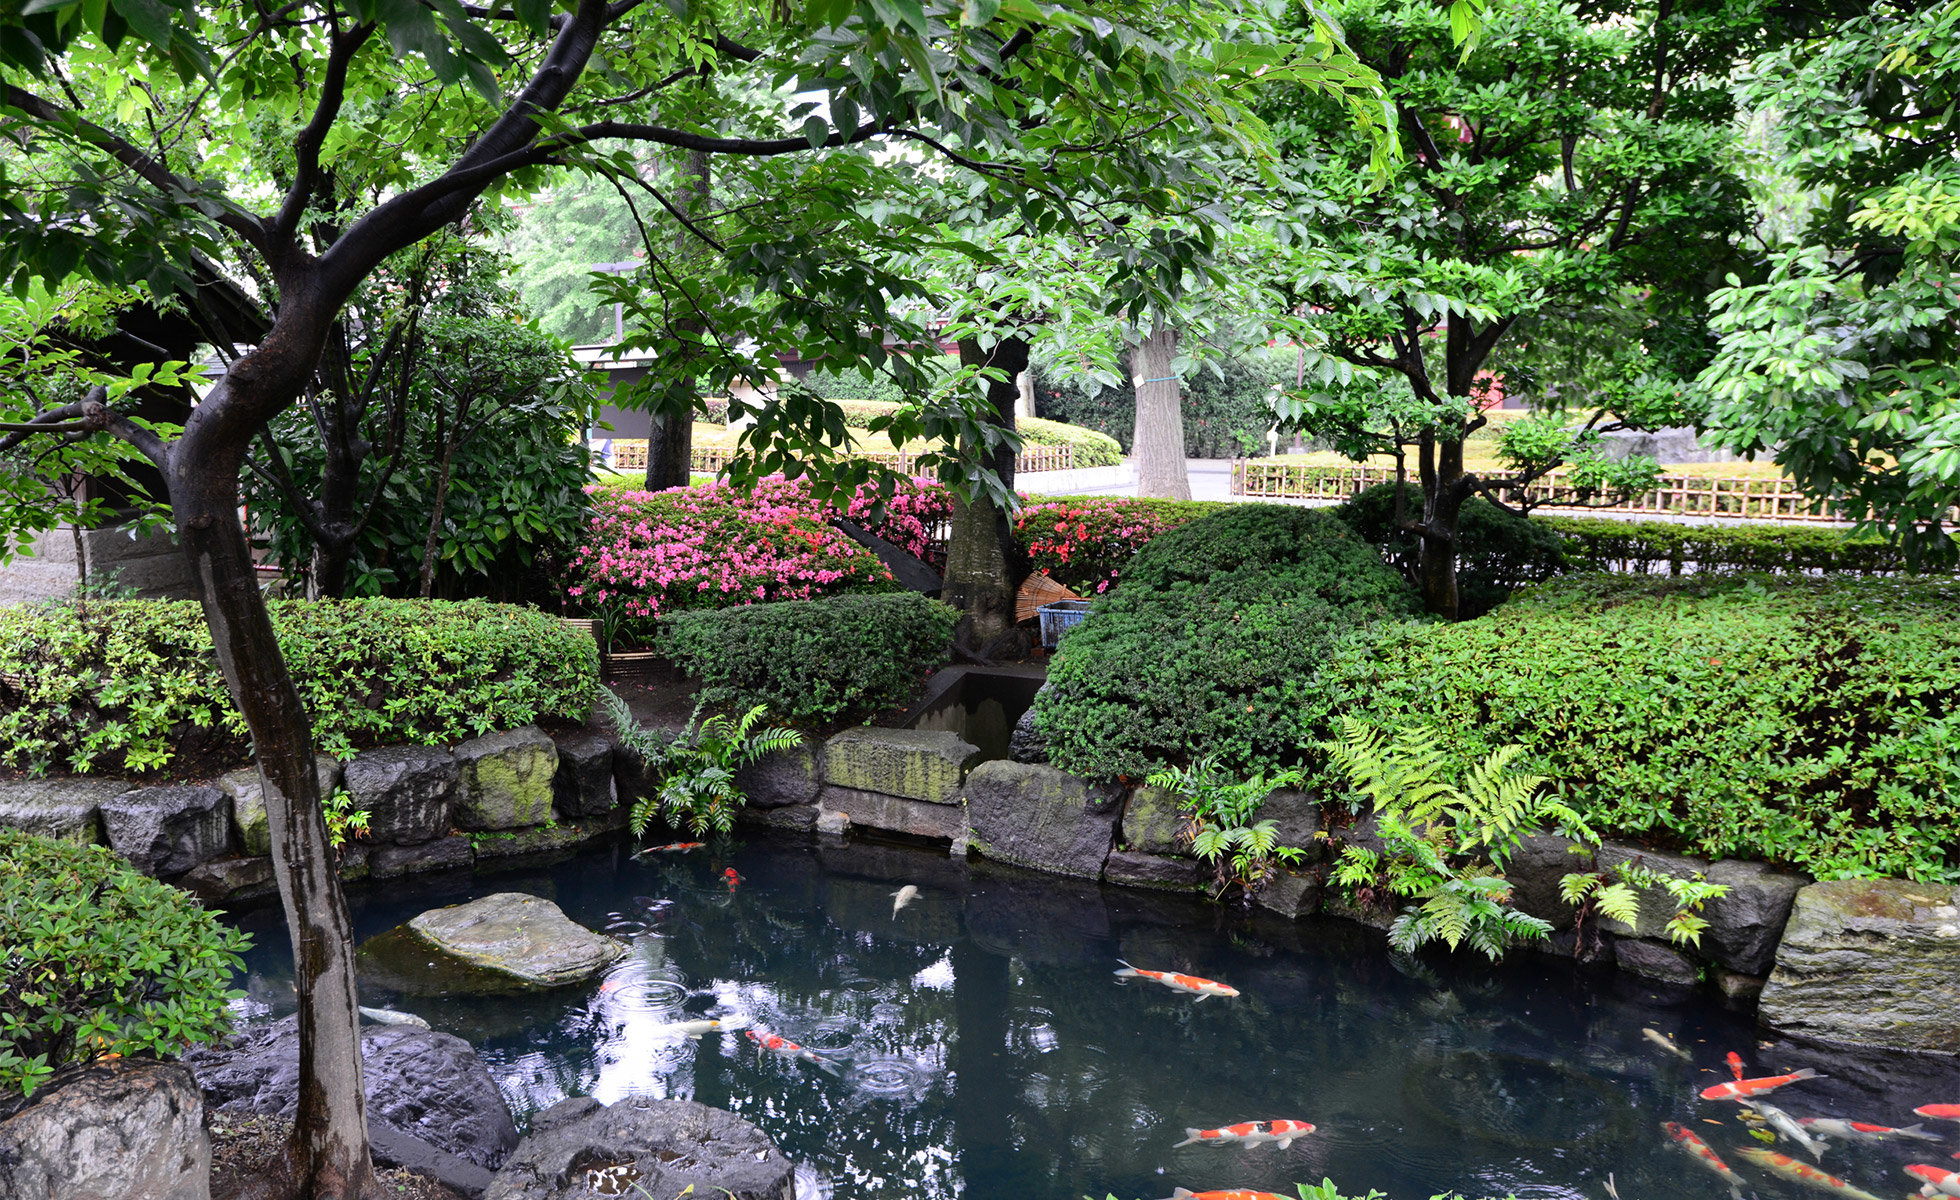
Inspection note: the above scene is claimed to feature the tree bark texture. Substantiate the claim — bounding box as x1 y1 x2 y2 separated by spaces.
645 149 711 491
1131 323 1190 500
169 373 376 1199
1415 428 1469 622
945 335 1030 645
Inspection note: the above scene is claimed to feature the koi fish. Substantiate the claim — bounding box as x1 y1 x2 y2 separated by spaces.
1734 1148 1885 1200
633 842 706 856
1171 1120 1316 1150
746 1028 842 1074
1159 1190 1291 1200
357 1005 430 1029
1662 1121 1746 1198
1643 1027 1693 1062
1701 1067 1824 1101
1742 1099 1829 1161
1114 960 1239 1001
1906 1164 1960 1199
1726 1051 1747 1080
1916 1105 1960 1124
1796 1118 1942 1144
724 867 742 888
655 1017 747 1040
891 885 921 918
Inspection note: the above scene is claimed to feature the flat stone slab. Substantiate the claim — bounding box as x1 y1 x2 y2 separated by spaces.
817 786 967 842
0 777 130 844
485 1097 793 1200
1759 880 1960 1052
455 727 558 831
822 727 977 804
360 892 624 995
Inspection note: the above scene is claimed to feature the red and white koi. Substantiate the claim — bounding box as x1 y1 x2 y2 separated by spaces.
1172 1120 1316 1150
1796 1118 1942 1144
1907 1164 1960 1199
1726 1051 1747 1080
1734 1148 1885 1200
1114 961 1239 1001
1701 1066 1824 1101
746 1028 841 1074
1916 1104 1960 1124
1662 1121 1746 1198
1159 1190 1291 1200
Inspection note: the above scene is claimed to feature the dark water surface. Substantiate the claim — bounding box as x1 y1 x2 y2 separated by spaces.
225 834 1960 1200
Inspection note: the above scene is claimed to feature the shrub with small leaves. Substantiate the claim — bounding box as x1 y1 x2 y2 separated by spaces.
0 830 251 1102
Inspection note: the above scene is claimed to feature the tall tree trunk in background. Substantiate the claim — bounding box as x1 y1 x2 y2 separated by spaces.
1131 322 1190 500
945 335 1030 648
1414 427 1470 621
169 370 375 1199
645 149 710 492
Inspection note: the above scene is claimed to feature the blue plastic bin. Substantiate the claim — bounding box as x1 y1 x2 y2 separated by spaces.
1037 600 1093 648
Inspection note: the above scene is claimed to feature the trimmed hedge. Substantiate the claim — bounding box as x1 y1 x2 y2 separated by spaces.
1 830 249 1101
700 396 1125 467
1036 507 1419 779
1317 574 1960 882
1543 516 1937 576
656 592 958 724
0 599 598 773
1336 482 1568 618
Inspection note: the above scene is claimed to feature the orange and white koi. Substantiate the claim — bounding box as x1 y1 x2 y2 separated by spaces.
1172 1120 1316 1150
1796 1118 1942 1144
1907 1164 1960 1198
1158 1190 1291 1200
1701 1066 1823 1101
1662 1121 1746 1198
1734 1148 1885 1200
1114 960 1239 1001
746 1028 841 1074
1916 1105 1960 1124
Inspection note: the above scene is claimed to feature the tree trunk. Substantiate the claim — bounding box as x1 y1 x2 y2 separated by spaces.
1131 322 1189 500
945 335 1029 646
1416 430 1469 621
169 390 376 1200
645 149 710 492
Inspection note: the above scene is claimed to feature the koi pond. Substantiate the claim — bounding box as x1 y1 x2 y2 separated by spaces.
225 835 1960 1200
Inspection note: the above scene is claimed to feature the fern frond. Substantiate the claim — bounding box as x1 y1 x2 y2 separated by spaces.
1591 881 1642 926
1558 872 1598 905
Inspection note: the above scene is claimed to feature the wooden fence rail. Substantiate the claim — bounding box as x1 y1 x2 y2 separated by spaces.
1229 461 1917 524
602 441 1075 476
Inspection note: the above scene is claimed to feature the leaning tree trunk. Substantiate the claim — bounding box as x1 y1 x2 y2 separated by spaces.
170 377 376 1200
945 335 1030 646
645 149 711 491
1131 322 1190 500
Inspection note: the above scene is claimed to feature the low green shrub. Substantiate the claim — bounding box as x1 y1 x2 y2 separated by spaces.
1037 508 1419 779
1316 574 1960 881
0 830 250 1101
1543 516 1939 576
656 592 958 724
0 598 598 772
1336 482 1568 618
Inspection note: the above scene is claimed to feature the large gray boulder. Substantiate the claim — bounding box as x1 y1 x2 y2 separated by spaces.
345 744 460 844
1758 879 1960 1052
1614 938 1701 985
822 727 977 804
99 786 232 877
0 1060 209 1200
359 892 625 994
485 1097 793 1200
187 1015 518 1172
964 760 1121 880
0 777 129 844
1701 859 1808 977
1504 834 1589 932
548 731 616 818
454 727 559 830
734 744 822 809
1254 866 1322 919
1120 786 1187 856
1008 699 1049 764
217 755 341 857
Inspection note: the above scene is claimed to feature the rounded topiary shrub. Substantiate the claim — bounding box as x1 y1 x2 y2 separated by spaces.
1335 482 1568 618
0 598 598 773
1035 506 1419 780
0 830 250 1104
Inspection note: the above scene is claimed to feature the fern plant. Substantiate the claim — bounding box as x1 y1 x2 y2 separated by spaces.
1325 717 1598 960
1560 860 1729 948
603 690 803 837
1145 757 1307 899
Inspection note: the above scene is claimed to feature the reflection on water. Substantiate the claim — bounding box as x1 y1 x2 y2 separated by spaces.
224 835 1960 1200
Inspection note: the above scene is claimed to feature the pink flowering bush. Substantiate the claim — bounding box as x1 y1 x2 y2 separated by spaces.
1015 497 1226 594
568 475 953 621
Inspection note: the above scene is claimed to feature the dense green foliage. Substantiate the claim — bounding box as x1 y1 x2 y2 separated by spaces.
604 691 803 836
0 599 597 771
1319 575 1960 881
1037 507 1418 779
656 593 958 725
1336 483 1568 617
1543 516 1941 577
1031 345 1295 457
1145 758 1307 897
0 831 250 1101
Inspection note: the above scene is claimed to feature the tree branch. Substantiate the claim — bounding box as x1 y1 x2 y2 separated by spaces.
272 23 377 251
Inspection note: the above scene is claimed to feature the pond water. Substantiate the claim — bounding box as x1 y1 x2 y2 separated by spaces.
225 835 1960 1200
